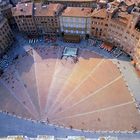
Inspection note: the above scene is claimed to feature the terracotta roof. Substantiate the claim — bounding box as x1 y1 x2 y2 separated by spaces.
111 0 135 7
124 0 135 6
34 3 63 17
92 8 107 18
61 7 93 17
112 12 132 26
12 2 33 16
107 1 119 13
110 0 120 8
118 12 132 24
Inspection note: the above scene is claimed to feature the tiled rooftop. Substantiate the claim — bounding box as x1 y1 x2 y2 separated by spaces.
12 2 33 16
62 7 93 17
112 11 133 25
34 3 63 17
92 8 107 18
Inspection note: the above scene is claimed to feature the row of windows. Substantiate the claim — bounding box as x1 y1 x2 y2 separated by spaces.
108 29 122 37
62 24 86 28
41 22 58 25
63 29 86 34
19 26 36 31
126 31 139 41
35 17 57 22
109 37 121 44
0 23 10 35
92 27 102 32
61 17 88 23
92 31 102 36
0 37 12 48
92 21 104 26
16 16 58 23
18 22 35 28
16 18 58 29
110 23 124 31
92 17 104 20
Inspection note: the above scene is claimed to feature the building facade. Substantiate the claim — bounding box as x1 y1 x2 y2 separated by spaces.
91 8 108 40
0 0 13 24
12 0 140 70
60 7 93 39
0 14 14 57
34 3 64 36
12 2 64 36
12 2 37 34
90 0 140 70
131 6 140 70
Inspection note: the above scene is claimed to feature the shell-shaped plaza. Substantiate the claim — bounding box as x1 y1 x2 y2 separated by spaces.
0 45 140 132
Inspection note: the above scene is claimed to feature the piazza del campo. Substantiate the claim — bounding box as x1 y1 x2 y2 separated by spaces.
0 0 140 139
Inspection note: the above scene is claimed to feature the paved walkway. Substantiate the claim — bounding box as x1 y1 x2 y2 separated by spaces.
114 60 140 106
0 112 140 140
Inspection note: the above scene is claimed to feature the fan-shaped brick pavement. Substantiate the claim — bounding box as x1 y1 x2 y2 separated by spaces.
0 46 140 132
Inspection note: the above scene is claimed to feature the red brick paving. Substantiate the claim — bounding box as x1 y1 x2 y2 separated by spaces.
50 78 133 120
45 57 76 114
0 81 34 119
0 67 39 119
16 52 40 115
33 47 64 116
48 50 103 115
0 47 140 131
52 103 140 131
49 60 121 117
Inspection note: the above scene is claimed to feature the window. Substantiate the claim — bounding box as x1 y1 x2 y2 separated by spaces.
82 18 85 23
71 30 74 33
76 24 79 28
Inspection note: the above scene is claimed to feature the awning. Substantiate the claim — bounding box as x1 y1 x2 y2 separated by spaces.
64 34 80 43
